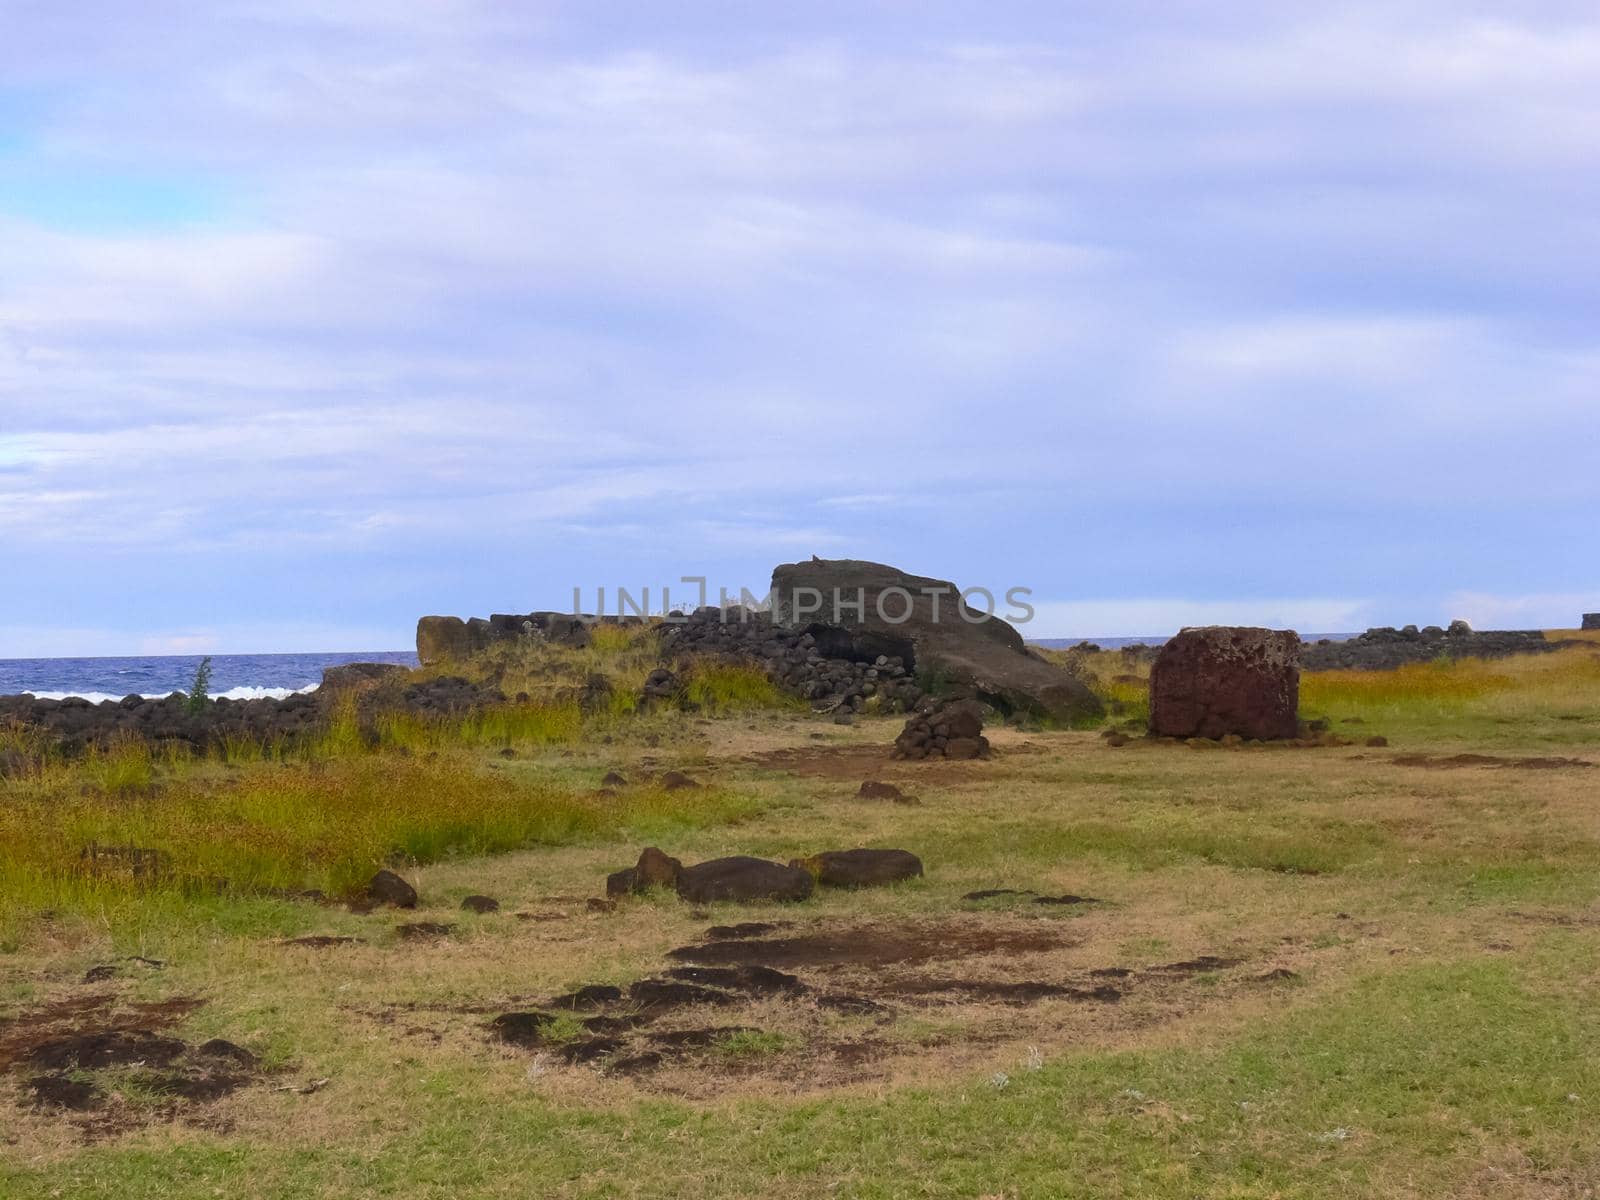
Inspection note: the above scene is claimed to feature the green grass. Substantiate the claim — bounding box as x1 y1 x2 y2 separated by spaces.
0 752 758 932
680 661 800 714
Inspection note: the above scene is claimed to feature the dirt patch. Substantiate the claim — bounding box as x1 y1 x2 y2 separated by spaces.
396 922 456 940
881 979 1123 1005
746 744 993 783
706 921 792 940
668 920 1072 971
1151 955 1240 974
1393 753 1594 770
962 889 1100 906
1 992 264 1135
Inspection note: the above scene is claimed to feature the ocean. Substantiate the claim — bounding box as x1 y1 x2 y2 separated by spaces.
2 634 1361 702
0 651 419 703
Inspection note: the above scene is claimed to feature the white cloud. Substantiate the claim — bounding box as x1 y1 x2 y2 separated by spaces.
1026 598 1376 639
1443 592 1600 632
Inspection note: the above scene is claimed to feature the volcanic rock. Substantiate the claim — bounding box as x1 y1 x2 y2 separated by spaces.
675 856 815 904
1149 627 1300 741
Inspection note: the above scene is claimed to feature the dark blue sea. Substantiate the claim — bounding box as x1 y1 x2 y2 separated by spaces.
0 652 419 702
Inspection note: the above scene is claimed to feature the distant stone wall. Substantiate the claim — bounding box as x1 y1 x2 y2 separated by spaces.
1299 624 1557 670
0 673 502 761
416 611 619 664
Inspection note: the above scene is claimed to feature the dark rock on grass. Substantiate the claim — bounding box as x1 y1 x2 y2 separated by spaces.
665 964 807 996
1152 955 1240 974
460 895 500 914
634 847 683 890
583 1015 650 1036
25 1030 187 1071
396 922 455 940
605 847 685 898
600 770 628 787
706 921 790 940
675 856 814 904
586 897 617 913
792 849 923 889
962 888 1034 901
282 935 360 948
607 1051 664 1075
857 780 918 804
82 964 118 983
560 1037 624 1065
627 979 740 1011
893 697 991 761
1366 735 1390 748
490 1012 558 1048
647 1026 758 1050
26 1074 102 1111
367 869 418 909
139 1069 254 1103
195 1039 259 1065
1033 894 1098 906
548 984 623 1011
815 992 889 1016
1254 968 1300 982
658 770 700 790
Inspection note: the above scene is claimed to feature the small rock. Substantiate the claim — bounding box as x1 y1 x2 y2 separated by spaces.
460 895 500 914
659 770 700 790
1365 736 1389 747
600 770 628 787
367 869 418 909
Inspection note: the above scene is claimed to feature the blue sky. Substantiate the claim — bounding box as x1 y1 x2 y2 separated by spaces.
1 1 1597 655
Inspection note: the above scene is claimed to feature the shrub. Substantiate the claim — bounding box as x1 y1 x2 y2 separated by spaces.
185 656 213 715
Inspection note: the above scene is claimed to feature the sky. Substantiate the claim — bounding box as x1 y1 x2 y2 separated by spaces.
1 1 1597 656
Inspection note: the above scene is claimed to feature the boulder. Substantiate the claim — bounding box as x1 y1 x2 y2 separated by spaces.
1149 627 1300 741
792 849 923 888
633 847 683 890
1584 614 1600 631
605 868 638 898
769 558 1101 722
367 869 418 909
416 616 476 666
674 856 815 904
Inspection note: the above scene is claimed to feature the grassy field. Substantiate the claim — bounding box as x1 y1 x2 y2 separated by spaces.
2 641 1598 1197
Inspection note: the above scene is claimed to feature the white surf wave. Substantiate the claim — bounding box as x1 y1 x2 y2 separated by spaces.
23 685 318 704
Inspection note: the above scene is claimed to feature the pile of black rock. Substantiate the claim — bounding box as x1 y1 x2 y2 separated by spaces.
659 606 926 713
1300 622 1560 670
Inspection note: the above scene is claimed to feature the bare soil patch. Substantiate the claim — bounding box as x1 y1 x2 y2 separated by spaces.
1392 753 1594 770
744 744 996 783
666 920 1072 971
0 992 263 1138
459 917 1268 1097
